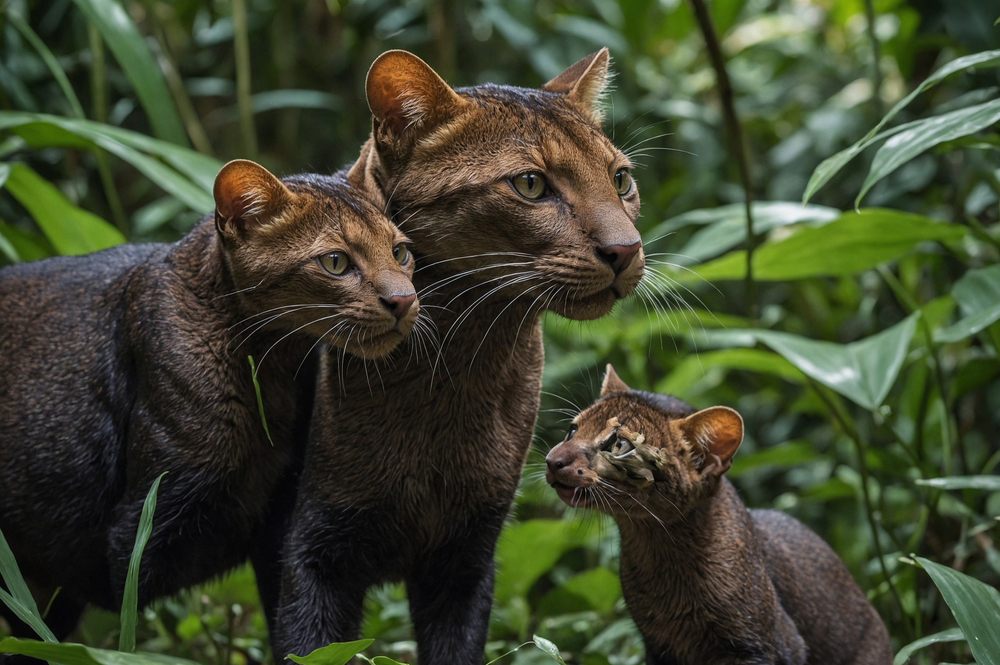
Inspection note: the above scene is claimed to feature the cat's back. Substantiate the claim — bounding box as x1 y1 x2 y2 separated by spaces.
750 509 892 665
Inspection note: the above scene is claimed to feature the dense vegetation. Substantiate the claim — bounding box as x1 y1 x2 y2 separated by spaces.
1 0 999 664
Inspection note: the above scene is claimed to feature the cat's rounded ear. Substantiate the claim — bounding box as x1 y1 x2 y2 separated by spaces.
213 160 295 238
542 47 612 124
680 406 744 477
366 50 467 140
600 364 631 396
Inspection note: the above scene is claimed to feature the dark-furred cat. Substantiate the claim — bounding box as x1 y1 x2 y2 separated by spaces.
0 160 418 645
273 49 643 664
545 365 892 665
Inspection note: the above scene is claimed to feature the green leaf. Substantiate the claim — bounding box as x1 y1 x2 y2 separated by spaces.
0 528 57 642
120 473 165 652
495 519 592 603
537 567 622 617
6 12 86 118
857 99 1000 205
2 162 125 255
935 266 1000 343
751 312 921 410
690 210 963 282
370 658 408 665
286 639 375 665
803 49 1000 202
729 441 820 477
0 220 54 262
247 356 274 447
71 0 187 145
915 557 1000 665
532 635 567 665
915 476 1000 491
0 638 199 665
893 627 966 665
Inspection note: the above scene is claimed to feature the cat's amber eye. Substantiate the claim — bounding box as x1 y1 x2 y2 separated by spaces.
511 172 549 200
613 168 633 196
318 252 350 276
393 244 410 266
565 424 578 441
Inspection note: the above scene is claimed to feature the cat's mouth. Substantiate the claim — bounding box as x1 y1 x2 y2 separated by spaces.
550 481 591 507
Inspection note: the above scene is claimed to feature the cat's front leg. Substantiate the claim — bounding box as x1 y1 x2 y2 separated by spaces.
406 525 501 665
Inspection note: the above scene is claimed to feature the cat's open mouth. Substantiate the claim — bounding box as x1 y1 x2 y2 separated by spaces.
550 481 590 507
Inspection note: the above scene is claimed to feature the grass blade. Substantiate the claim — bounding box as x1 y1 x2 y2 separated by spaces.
0 528 57 642
119 473 166 652
248 355 274 446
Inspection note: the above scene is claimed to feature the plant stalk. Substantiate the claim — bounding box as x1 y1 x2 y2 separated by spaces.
232 0 257 158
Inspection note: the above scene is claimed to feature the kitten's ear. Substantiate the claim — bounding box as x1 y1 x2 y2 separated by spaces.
213 160 295 238
600 364 631 396
542 47 611 124
679 406 744 477
366 50 467 139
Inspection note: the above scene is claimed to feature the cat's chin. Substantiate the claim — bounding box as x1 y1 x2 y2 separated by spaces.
340 327 408 359
554 288 619 321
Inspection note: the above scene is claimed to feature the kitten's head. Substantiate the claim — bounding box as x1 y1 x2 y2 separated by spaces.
349 48 643 320
545 365 743 524
214 159 418 358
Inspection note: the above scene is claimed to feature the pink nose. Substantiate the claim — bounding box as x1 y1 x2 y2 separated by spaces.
545 442 588 482
381 292 416 321
597 241 641 274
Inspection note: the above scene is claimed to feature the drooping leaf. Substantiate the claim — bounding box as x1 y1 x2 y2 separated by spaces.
915 476 1000 491
689 210 963 282
857 99 1000 205
0 638 199 665
893 627 966 665
750 312 921 411
532 635 567 665
803 49 1000 202
71 0 187 145
2 162 125 255
915 557 1000 665
120 473 166 652
286 639 375 665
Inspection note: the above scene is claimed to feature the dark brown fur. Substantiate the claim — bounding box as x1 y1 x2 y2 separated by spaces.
273 50 644 664
0 161 417 645
545 366 892 665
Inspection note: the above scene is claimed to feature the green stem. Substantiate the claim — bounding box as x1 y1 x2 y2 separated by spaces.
685 0 757 322
231 0 257 158
88 23 128 235
863 0 884 115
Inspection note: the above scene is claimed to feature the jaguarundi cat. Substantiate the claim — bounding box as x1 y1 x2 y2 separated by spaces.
545 365 892 665
0 160 419 646
273 49 644 664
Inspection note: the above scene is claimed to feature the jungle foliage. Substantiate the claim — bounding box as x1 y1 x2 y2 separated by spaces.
1 0 999 664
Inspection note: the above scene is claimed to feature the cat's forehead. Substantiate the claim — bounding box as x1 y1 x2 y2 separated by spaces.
291 183 406 249
575 392 696 438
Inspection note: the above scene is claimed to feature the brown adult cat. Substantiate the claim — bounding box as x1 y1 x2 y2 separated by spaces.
0 160 418 646
545 365 892 665
273 49 643 664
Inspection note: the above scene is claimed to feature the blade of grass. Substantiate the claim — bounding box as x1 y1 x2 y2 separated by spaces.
248 355 274 446
119 472 166 652
0 527 57 642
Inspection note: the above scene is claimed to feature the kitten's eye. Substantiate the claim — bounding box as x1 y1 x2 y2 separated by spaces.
318 252 350 276
565 424 578 441
511 172 549 201
393 244 410 266
613 168 633 196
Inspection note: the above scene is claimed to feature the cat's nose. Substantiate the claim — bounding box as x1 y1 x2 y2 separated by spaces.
597 241 641 275
546 443 586 477
380 292 416 320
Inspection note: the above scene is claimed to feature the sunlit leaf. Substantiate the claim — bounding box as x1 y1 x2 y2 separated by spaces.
71 0 187 145
893 627 966 665
857 99 1000 205
532 635 567 665
689 210 964 282
915 476 1000 491
2 162 125 254
120 473 165 652
915 557 1000 665
286 639 375 665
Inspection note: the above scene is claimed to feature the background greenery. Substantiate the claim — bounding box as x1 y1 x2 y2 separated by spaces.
1 0 999 663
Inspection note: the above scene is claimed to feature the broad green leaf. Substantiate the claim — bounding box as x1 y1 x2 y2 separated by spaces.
120 473 165 652
286 639 375 665
0 221 54 262
0 638 198 665
648 202 839 264
690 210 964 282
916 557 1000 665
915 476 1000 491
803 49 1000 202
751 312 920 411
0 528 56 642
857 99 1000 205
655 348 802 397
0 227 20 263
537 567 621 617
935 266 1000 343
495 519 593 603
893 627 966 665
71 0 187 145
532 635 567 665
729 441 821 477
0 112 218 211
2 163 125 255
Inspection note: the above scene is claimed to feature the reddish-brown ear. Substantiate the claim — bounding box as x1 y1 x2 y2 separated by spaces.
365 50 467 139
679 406 744 477
213 159 294 238
600 364 631 397
542 47 611 124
